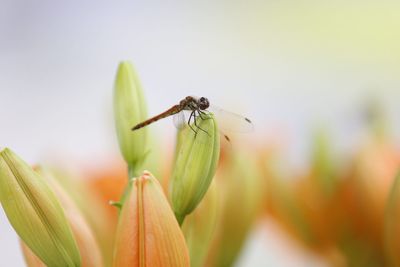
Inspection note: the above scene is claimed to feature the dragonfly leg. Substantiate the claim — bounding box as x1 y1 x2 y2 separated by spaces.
193 111 210 137
188 110 197 134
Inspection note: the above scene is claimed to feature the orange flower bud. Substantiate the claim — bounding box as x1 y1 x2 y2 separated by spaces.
113 171 190 267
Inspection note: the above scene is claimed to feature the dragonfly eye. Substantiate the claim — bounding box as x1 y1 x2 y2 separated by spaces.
198 97 209 110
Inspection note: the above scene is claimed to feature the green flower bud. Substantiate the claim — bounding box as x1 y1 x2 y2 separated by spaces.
114 61 148 175
0 148 81 267
170 113 220 224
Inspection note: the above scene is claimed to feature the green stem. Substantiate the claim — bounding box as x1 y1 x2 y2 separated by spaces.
119 163 142 207
128 164 139 179
119 165 139 207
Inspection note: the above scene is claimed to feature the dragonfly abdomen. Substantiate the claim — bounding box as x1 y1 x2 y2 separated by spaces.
131 105 182 130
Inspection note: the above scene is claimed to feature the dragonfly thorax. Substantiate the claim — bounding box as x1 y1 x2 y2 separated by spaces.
181 96 210 111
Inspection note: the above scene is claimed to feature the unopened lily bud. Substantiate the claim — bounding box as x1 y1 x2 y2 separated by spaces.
47 166 117 267
114 61 148 175
113 171 190 267
36 167 104 267
0 148 81 267
182 180 219 267
385 173 400 267
170 113 220 224
20 242 46 267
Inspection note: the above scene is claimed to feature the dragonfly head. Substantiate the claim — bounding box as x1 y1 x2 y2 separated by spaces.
198 97 210 110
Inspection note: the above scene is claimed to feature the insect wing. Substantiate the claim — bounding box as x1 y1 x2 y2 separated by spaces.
209 105 254 133
173 111 186 129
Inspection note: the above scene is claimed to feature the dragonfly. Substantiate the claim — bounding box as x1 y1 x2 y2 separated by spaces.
131 96 253 141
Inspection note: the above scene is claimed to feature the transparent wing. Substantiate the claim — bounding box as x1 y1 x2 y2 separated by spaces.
208 105 254 133
173 111 186 129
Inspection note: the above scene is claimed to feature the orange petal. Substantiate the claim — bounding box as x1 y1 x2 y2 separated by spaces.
84 160 128 224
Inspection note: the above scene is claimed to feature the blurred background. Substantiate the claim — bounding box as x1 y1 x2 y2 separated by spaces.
1 1 400 266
